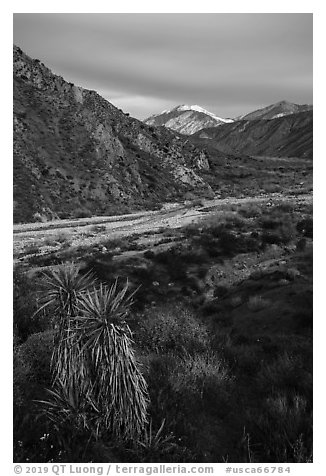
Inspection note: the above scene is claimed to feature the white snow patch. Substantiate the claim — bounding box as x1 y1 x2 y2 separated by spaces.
175 104 233 123
272 113 286 119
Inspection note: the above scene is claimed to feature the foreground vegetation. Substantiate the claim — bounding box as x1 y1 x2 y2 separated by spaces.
13 198 313 462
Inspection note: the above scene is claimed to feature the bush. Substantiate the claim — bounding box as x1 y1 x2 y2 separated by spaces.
13 269 49 342
247 295 270 312
261 222 296 245
151 248 205 281
273 202 295 214
73 208 92 219
144 350 235 460
296 218 313 238
13 329 55 461
238 203 262 218
143 250 155 260
227 344 264 376
296 238 307 252
15 331 54 392
170 352 233 406
137 305 209 354
24 244 40 255
256 353 312 397
90 225 107 233
248 394 312 462
55 232 70 244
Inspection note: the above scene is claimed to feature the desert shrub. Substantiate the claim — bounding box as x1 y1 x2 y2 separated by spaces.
54 232 70 244
296 218 313 238
218 227 261 256
296 237 307 251
24 243 40 255
247 295 270 312
261 216 284 230
13 343 32 408
151 248 206 280
221 340 264 376
195 221 261 257
33 212 47 222
167 352 235 453
261 219 296 245
190 198 206 207
18 331 54 387
238 203 262 218
230 295 243 308
262 183 281 193
248 394 312 462
272 202 295 214
43 236 58 247
260 207 298 245
90 224 107 233
256 353 312 398
137 304 209 355
217 227 240 255
13 269 49 342
57 211 71 219
201 212 247 232
145 351 235 461
143 250 155 260
183 224 201 238
170 352 233 408
145 353 180 421
14 331 56 462
73 208 92 218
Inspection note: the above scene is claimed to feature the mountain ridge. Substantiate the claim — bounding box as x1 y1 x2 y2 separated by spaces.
13 45 214 223
191 110 313 159
237 100 313 121
144 104 233 135
144 100 312 136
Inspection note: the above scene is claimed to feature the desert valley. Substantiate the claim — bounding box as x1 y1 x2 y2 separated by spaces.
13 41 313 464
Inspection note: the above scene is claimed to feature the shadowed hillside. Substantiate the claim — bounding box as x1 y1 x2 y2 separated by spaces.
238 100 312 121
13 46 214 223
192 111 313 159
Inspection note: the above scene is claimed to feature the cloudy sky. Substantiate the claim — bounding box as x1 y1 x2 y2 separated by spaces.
13 13 313 119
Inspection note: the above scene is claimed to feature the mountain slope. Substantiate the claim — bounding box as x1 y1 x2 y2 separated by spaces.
13 46 214 223
192 111 313 159
144 104 233 135
238 100 312 121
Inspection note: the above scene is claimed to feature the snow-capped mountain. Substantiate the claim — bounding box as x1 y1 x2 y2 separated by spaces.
144 104 234 135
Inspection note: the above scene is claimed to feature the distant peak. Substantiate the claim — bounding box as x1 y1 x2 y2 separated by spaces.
169 104 233 123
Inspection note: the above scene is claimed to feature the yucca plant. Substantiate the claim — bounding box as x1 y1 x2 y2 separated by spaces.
36 263 148 445
37 262 96 386
37 375 101 457
132 419 177 462
75 281 149 441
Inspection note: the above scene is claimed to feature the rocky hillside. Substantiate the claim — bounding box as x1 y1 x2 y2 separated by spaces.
144 104 233 135
192 111 313 159
238 100 312 121
13 46 214 223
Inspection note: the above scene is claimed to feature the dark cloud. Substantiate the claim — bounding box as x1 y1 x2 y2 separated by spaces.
13 13 312 119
